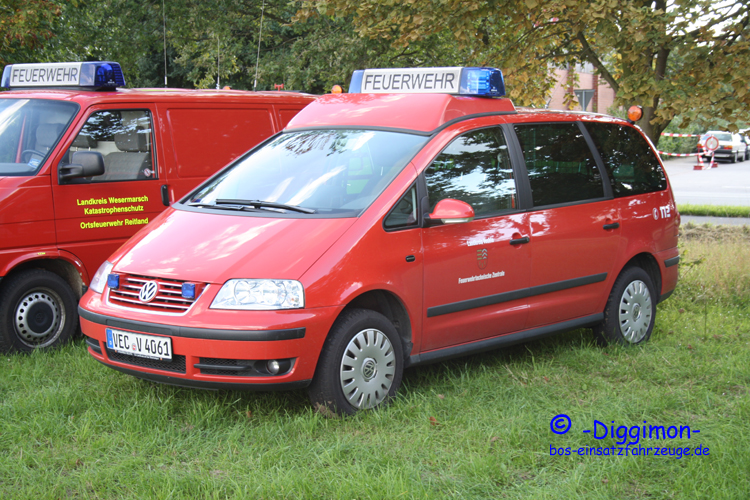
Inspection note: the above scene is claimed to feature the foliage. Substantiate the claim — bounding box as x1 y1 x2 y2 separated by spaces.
298 0 750 146
0 0 64 66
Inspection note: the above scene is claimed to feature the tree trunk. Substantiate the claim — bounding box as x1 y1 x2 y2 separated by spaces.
637 106 670 148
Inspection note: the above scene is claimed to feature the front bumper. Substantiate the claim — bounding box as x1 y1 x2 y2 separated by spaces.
79 295 343 390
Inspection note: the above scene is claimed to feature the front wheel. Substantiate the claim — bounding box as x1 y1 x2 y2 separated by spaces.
0 269 78 353
594 266 656 346
308 309 404 416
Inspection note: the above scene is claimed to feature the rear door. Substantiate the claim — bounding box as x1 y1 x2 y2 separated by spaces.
51 104 165 281
421 126 531 351
510 122 621 328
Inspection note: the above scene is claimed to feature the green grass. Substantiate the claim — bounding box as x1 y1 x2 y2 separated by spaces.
1 227 749 499
678 204 750 218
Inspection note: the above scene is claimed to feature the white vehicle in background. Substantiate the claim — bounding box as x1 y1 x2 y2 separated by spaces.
698 131 747 163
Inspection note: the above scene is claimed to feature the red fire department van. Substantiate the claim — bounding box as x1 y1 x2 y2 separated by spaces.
0 61 315 353
79 67 680 415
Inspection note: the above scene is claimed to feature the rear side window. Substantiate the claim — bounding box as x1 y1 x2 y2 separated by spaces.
514 123 604 207
585 122 666 197
425 127 517 217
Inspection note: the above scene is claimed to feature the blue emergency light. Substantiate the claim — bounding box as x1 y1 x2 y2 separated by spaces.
107 274 120 290
1 61 126 89
181 283 196 300
349 67 505 97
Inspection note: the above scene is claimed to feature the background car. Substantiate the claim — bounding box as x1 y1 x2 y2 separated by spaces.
698 131 747 163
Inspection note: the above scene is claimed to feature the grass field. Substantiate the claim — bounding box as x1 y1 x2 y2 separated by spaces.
1 225 749 499
677 204 750 218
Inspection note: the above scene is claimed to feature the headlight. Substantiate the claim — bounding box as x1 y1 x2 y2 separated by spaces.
210 279 304 310
90 260 114 294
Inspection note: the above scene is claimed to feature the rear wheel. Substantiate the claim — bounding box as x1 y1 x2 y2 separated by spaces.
0 270 78 353
594 266 656 346
308 309 404 416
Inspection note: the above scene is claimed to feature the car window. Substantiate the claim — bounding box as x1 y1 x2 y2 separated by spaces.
424 127 517 217
513 122 604 207
585 122 667 197
62 109 156 184
384 184 418 230
0 98 78 176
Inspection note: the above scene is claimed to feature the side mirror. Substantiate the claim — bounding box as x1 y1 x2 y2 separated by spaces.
59 151 105 181
424 199 475 226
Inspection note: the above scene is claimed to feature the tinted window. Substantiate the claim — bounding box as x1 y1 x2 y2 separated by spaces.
384 184 418 230
586 122 666 197
425 128 517 217
63 109 155 183
514 123 604 207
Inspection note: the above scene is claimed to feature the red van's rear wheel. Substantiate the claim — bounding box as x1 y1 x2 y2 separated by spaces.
595 266 656 346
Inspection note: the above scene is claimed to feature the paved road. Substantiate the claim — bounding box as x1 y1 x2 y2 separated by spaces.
661 156 750 206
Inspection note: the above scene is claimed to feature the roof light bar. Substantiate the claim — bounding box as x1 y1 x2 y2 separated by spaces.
1 61 126 89
349 67 505 97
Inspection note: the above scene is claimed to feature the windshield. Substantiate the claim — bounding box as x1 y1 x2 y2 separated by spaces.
0 98 79 176
186 129 428 217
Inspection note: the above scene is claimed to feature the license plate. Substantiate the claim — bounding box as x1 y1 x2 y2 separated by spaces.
106 328 172 360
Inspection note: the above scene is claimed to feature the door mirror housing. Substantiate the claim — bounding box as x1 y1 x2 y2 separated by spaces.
59 151 105 181
424 199 475 226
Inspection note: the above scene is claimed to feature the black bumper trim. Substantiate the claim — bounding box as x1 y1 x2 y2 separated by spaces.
79 306 305 341
427 273 608 318
658 289 674 303
664 256 680 268
99 359 311 391
410 313 603 366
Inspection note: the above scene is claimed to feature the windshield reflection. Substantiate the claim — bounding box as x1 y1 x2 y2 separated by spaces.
188 129 427 217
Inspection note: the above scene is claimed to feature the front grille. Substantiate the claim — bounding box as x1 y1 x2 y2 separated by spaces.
108 274 204 313
107 348 186 373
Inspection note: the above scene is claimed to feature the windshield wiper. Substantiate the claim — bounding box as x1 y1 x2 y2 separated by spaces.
186 202 258 212
215 199 316 214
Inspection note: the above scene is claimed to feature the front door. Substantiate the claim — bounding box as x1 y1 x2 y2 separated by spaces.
51 105 166 281
421 126 531 351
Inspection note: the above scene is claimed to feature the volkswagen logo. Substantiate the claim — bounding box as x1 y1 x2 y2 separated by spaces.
138 281 159 303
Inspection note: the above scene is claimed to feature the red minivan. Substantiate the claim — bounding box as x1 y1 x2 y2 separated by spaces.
0 61 315 353
79 67 679 415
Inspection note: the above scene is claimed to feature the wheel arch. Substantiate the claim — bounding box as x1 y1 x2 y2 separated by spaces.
339 289 413 358
0 257 86 300
620 252 662 300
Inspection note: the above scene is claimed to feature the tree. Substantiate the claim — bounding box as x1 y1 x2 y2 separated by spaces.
0 0 63 67
298 0 750 145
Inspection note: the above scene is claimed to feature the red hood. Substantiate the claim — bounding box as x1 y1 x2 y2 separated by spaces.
111 207 356 284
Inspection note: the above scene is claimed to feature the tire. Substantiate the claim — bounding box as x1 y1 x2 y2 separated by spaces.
0 269 78 353
308 308 404 416
594 266 656 346
730 152 737 163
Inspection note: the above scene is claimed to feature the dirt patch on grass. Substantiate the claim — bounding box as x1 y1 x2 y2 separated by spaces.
680 223 750 242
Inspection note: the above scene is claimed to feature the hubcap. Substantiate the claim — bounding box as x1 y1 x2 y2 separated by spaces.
339 328 396 409
618 280 652 343
14 289 65 348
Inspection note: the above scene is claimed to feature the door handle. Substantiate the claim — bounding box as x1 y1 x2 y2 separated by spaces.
603 222 620 230
510 236 530 245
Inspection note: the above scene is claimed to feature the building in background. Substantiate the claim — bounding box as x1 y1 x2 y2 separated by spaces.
547 63 616 113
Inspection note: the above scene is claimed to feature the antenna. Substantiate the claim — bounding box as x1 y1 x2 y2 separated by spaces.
253 0 266 91
163 0 168 87
216 36 220 90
